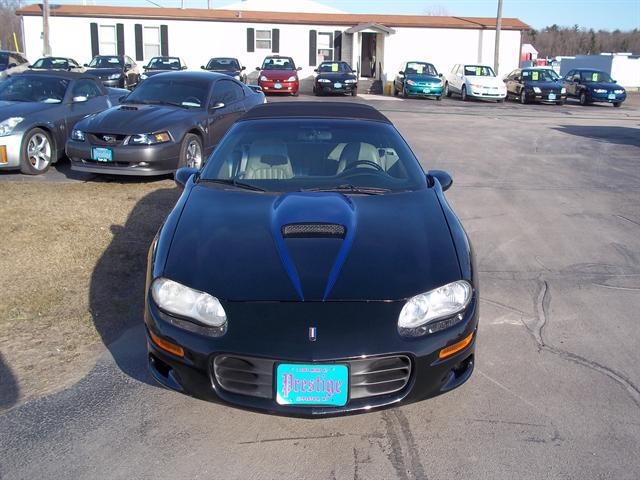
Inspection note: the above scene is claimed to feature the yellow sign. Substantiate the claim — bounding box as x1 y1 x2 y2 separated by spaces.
331 63 338 72
532 71 539 81
475 67 482 76
591 72 599 82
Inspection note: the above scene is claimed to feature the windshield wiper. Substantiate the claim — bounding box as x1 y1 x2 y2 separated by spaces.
199 178 266 192
301 184 390 195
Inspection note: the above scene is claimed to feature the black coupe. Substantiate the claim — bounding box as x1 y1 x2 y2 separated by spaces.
201 57 247 83
140 56 187 83
313 61 358 96
562 68 626 107
66 71 265 176
144 102 478 417
504 68 566 105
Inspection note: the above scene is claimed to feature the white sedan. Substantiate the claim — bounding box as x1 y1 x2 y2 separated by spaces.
444 64 507 102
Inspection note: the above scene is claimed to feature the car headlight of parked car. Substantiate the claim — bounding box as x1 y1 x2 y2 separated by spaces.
140 74 148 80
593 88 607 93
0 117 23 136
317 78 331 83
286 76 297 82
614 89 625 94
406 79 416 86
151 277 227 328
398 280 472 336
125 132 171 145
345 79 357 84
533 87 542 94
234 75 241 80
109 73 122 80
260 75 268 82
561 87 567 94
71 129 85 141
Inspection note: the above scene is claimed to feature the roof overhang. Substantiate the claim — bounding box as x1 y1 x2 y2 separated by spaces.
344 23 396 35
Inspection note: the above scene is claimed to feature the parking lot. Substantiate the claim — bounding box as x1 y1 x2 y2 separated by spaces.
1 94 639 479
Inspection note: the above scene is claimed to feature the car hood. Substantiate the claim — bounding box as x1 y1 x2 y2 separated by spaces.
86 67 123 76
163 187 461 302
524 80 561 88
585 82 620 90
406 74 441 83
260 69 298 81
0 100 58 120
208 69 241 77
465 76 504 87
142 69 177 78
77 103 197 134
316 72 356 82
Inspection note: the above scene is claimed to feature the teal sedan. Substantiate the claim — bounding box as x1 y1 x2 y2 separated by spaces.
394 61 443 100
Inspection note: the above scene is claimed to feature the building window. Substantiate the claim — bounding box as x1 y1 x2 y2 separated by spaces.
317 32 334 62
256 30 272 50
99 25 116 55
144 26 161 59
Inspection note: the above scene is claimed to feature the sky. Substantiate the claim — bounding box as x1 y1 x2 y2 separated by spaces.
52 0 640 31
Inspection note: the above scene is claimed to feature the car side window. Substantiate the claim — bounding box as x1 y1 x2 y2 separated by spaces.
72 79 103 99
213 80 243 105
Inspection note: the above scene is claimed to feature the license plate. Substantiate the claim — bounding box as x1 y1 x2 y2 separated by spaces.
91 147 112 162
423 88 431 93
548 93 556 100
276 363 348 406
608 93 616 100
274 83 282 89
333 82 343 89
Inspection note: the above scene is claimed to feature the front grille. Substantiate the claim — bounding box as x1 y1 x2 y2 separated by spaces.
88 133 127 146
282 223 346 239
212 354 412 402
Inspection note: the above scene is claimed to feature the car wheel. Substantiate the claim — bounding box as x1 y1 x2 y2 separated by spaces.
436 95 442 101
291 91 298 97
393 85 398 96
351 88 357 97
402 87 408 98
20 128 53 175
613 102 622 108
444 83 452 97
461 86 468 101
556 100 565 106
579 91 588 106
179 133 203 169
519 90 528 104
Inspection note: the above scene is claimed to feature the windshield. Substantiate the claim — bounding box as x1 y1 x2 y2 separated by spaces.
0 52 9 68
0 75 69 103
262 57 296 70
581 71 613 83
123 76 209 108
318 62 352 73
147 57 182 70
207 58 240 70
523 70 558 82
200 119 427 193
31 57 69 69
89 56 122 68
464 65 495 77
404 62 438 76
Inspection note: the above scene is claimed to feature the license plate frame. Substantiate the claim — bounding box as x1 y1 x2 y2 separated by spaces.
423 88 431 93
333 82 343 89
91 147 113 162
274 83 283 89
276 363 349 407
548 93 556 100
608 93 616 100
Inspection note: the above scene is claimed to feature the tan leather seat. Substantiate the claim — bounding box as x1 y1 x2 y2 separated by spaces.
336 142 382 174
244 140 294 180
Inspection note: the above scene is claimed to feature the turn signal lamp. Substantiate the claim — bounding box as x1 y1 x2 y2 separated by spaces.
149 330 185 358
439 332 474 359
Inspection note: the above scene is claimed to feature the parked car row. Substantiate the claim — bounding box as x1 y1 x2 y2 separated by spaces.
0 69 265 175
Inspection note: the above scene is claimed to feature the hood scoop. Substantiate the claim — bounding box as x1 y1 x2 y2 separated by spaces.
118 105 138 111
282 223 346 239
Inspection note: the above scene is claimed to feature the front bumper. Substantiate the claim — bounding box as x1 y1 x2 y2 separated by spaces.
144 295 478 417
529 91 567 103
0 131 23 170
588 91 626 104
66 138 179 176
405 84 443 97
316 82 357 94
259 80 299 94
468 87 507 100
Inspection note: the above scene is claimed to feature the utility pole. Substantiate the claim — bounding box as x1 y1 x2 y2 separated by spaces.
43 0 51 56
207 0 212 8
493 0 503 75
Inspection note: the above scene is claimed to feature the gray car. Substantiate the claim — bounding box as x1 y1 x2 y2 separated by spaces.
66 71 266 176
0 71 127 175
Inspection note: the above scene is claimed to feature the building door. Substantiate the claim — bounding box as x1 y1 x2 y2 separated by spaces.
360 32 377 78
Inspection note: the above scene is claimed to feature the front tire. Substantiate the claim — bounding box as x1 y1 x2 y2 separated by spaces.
556 100 565 106
520 90 528 104
393 84 398 96
613 102 622 108
351 88 357 97
461 85 468 101
579 91 589 106
444 83 452 97
178 133 203 170
20 128 53 175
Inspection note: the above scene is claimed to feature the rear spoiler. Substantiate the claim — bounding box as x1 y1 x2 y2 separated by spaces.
247 84 263 93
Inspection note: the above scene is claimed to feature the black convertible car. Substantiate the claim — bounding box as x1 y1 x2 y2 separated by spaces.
144 102 478 416
66 71 265 176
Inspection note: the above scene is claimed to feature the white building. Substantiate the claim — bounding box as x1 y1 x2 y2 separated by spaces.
18 3 527 91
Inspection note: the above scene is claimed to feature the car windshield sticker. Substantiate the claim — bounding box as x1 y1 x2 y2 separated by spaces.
331 63 339 72
476 67 482 75
416 64 424 74
591 72 599 82
532 71 539 81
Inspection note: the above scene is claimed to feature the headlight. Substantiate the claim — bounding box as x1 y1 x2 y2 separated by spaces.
234 75 241 80
286 76 297 82
140 74 148 80
398 280 472 336
533 87 541 93
71 129 85 141
470 83 482 88
317 78 331 83
614 89 625 94
0 117 24 136
344 79 357 84
406 79 416 86
561 87 566 94
593 88 607 93
125 131 171 145
151 277 227 328
109 73 122 80
260 75 268 82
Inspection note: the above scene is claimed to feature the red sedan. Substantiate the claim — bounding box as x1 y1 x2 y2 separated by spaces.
256 55 300 96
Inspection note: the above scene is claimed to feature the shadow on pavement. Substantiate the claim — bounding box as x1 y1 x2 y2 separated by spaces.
554 125 640 148
0 353 19 412
89 185 181 386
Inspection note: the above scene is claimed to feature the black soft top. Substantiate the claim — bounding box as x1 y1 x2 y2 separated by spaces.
241 102 391 123
14 70 97 81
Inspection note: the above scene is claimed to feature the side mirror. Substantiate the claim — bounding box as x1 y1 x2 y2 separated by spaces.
125 63 132 69
297 67 302 71
143 65 148 70
28 65 33 69
210 101 225 110
241 66 246 70
182 65 187 70
84 63 89 67
398 70 404 75
72 95 88 103
175 167 198 188
612 79 617 83
428 170 453 192
256 66 261 71
201 65 206 69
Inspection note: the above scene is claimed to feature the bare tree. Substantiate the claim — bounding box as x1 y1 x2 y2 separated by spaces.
0 0 23 52
524 25 640 57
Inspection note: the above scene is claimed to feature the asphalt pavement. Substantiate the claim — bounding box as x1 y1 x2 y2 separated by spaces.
1 94 639 480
